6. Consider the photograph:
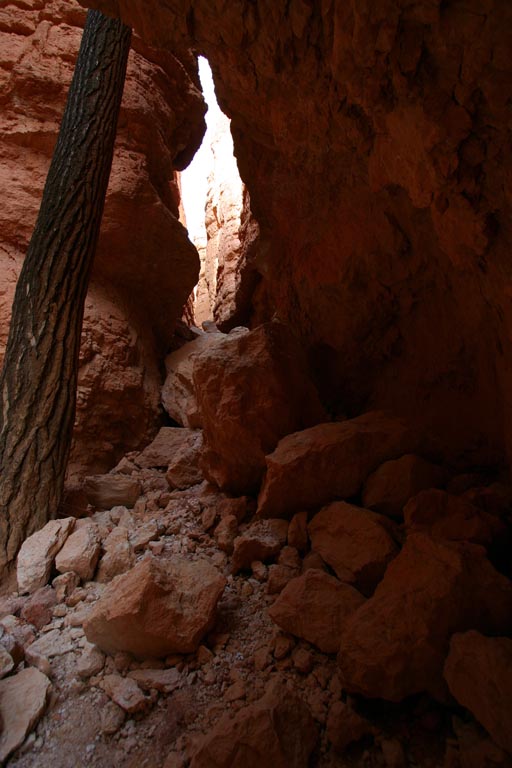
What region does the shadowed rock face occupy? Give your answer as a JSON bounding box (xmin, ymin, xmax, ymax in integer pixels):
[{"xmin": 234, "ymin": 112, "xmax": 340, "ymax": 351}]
[
  {"xmin": 0, "ymin": 0, "xmax": 206, "ymax": 478},
  {"xmin": 79, "ymin": 0, "xmax": 512, "ymax": 469}
]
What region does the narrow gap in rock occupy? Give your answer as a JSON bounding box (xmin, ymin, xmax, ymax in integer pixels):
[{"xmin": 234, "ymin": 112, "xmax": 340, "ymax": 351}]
[{"xmin": 179, "ymin": 56, "xmax": 244, "ymax": 327}]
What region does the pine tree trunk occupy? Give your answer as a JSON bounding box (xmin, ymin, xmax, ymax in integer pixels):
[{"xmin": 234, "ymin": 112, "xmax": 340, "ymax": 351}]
[{"xmin": 0, "ymin": 11, "xmax": 132, "ymax": 577}]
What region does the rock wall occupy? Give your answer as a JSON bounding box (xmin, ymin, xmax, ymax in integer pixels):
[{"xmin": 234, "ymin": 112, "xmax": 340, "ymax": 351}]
[
  {"xmin": 80, "ymin": 0, "xmax": 512, "ymax": 471},
  {"xmin": 0, "ymin": 0, "xmax": 206, "ymax": 479}
]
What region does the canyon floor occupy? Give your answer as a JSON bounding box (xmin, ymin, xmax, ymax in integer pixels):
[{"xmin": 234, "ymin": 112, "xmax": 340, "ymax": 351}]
[{"xmin": 0, "ymin": 454, "xmax": 499, "ymax": 768}]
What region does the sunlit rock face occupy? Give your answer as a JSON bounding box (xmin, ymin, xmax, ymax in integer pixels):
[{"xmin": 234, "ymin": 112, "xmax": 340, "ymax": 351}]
[
  {"xmin": 182, "ymin": 62, "xmax": 258, "ymax": 332},
  {"xmin": 0, "ymin": 0, "xmax": 206, "ymax": 478},
  {"xmin": 81, "ymin": 0, "xmax": 512, "ymax": 469},
  {"xmin": 198, "ymin": 111, "xmax": 244, "ymax": 327}
]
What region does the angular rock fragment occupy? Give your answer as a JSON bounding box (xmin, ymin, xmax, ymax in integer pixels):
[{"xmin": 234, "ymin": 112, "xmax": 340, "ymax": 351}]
[
  {"xmin": 268, "ymin": 569, "xmax": 365, "ymax": 653},
  {"xmin": 362, "ymin": 454, "xmax": 448, "ymax": 519},
  {"xmin": 135, "ymin": 427, "xmax": 200, "ymax": 467},
  {"xmin": 100, "ymin": 701, "xmax": 126, "ymax": 734},
  {"xmin": 266, "ymin": 564, "xmax": 299, "ymax": 594},
  {"xmin": 25, "ymin": 628, "xmax": 74, "ymax": 660},
  {"xmin": 217, "ymin": 496, "xmax": 252, "ymax": 523},
  {"xmin": 189, "ymin": 678, "xmax": 317, "ymax": 768},
  {"xmin": 52, "ymin": 571, "xmax": 80, "ymax": 602},
  {"xmin": 101, "ymin": 674, "xmax": 149, "ymax": 714},
  {"xmin": 309, "ymin": 502, "xmax": 398, "ymax": 595},
  {"xmin": 231, "ymin": 519, "xmax": 288, "ymax": 573},
  {"xmin": 0, "ymin": 615, "xmax": 35, "ymax": 661},
  {"xmin": 258, "ymin": 411, "xmax": 412, "ymax": 519},
  {"xmin": 214, "ymin": 515, "xmax": 238, "ymax": 554},
  {"xmin": 17, "ymin": 518, "xmax": 75, "ymax": 594},
  {"xmin": 77, "ymin": 643, "xmax": 105, "ymax": 679},
  {"xmin": 55, "ymin": 522, "xmax": 101, "ymax": 581},
  {"xmin": 128, "ymin": 668, "xmax": 181, "ymax": 693},
  {"xmin": 96, "ymin": 527, "xmax": 134, "ymax": 583},
  {"xmin": 166, "ymin": 434, "xmax": 204, "ymax": 489},
  {"xmin": 338, "ymin": 534, "xmax": 512, "ymax": 701},
  {"xmin": 20, "ymin": 586, "xmax": 57, "ymax": 630},
  {"xmin": 84, "ymin": 556, "xmax": 226, "ymax": 657},
  {"xmin": 444, "ymin": 631, "xmax": 512, "ymax": 755},
  {"xmin": 0, "ymin": 667, "xmax": 51, "ymax": 762},
  {"xmin": 129, "ymin": 520, "xmax": 163, "ymax": 552},
  {"xmin": 83, "ymin": 474, "xmax": 141, "ymax": 510}
]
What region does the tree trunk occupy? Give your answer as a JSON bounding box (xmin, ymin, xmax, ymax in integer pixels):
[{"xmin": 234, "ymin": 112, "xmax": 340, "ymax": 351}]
[{"xmin": 0, "ymin": 11, "xmax": 132, "ymax": 577}]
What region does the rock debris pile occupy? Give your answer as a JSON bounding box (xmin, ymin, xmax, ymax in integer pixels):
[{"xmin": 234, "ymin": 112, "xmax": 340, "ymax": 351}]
[{"xmin": 1, "ymin": 323, "xmax": 511, "ymax": 768}]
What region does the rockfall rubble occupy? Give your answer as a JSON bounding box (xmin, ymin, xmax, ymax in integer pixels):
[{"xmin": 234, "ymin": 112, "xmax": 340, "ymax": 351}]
[
  {"xmin": 1, "ymin": 405, "xmax": 510, "ymax": 766},
  {"xmin": 1, "ymin": 0, "xmax": 512, "ymax": 764}
]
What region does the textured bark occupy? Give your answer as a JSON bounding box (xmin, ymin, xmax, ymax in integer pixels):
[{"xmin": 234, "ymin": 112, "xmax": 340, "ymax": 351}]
[{"xmin": 0, "ymin": 11, "xmax": 131, "ymax": 576}]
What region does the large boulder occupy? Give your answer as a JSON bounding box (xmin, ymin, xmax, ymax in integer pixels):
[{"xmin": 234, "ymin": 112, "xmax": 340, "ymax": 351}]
[
  {"xmin": 308, "ymin": 502, "xmax": 398, "ymax": 595},
  {"xmin": 258, "ymin": 411, "xmax": 412, "ymax": 519},
  {"xmin": 268, "ymin": 569, "xmax": 365, "ymax": 653},
  {"xmin": 162, "ymin": 332, "xmax": 226, "ymax": 428},
  {"xmin": 17, "ymin": 518, "xmax": 75, "ymax": 594},
  {"xmin": 338, "ymin": 533, "xmax": 512, "ymax": 702},
  {"xmin": 362, "ymin": 454, "xmax": 448, "ymax": 519},
  {"xmin": 189, "ymin": 678, "xmax": 318, "ymax": 768},
  {"xmin": 193, "ymin": 322, "xmax": 326, "ymax": 493},
  {"xmin": 444, "ymin": 631, "xmax": 512, "ymax": 756},
  {"xmin": 84, "ymin": 556, "xmax": 226, "ymax": 657}
]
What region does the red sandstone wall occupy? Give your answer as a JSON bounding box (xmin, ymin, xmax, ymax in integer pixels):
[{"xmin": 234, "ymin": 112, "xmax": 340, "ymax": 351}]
[
  {"xmin": 80, "ymin": 0, "xmax": 512, "ymax": 470},
  {"xmin": 0, "ymin": 0, "xmax": 206, "ymax": 479}
]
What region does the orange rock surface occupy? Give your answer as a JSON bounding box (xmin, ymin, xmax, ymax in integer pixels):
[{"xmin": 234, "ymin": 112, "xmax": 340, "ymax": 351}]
[
  {"xmin": 79, "ymin": 0, "xmax": 512, "ymax": 471},
  {"xmin": 0, "ymin": 0, "xmax": 205, "ymax": 479}
]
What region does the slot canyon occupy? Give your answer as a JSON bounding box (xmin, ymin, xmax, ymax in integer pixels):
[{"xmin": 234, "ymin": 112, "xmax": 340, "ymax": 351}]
[{"xmin": 0, "ymin": 0, "xmax": 511, "ymax": 766}]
